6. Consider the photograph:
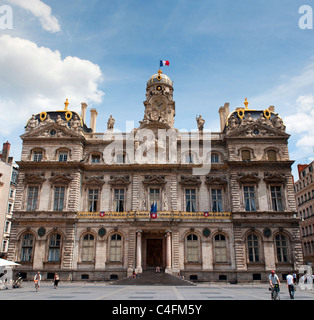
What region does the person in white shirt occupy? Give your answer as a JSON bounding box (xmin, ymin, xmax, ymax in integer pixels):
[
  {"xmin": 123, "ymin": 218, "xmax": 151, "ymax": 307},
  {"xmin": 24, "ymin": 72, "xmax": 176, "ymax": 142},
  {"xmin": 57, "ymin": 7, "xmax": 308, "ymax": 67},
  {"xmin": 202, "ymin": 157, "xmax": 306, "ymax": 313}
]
[
  {"xmin": 286, "ymin": 272, "xmax": 295, "ymax": 299},
  {"xmin": 269, "ymin": 270, "xmax": 281, "ymax": 299}
]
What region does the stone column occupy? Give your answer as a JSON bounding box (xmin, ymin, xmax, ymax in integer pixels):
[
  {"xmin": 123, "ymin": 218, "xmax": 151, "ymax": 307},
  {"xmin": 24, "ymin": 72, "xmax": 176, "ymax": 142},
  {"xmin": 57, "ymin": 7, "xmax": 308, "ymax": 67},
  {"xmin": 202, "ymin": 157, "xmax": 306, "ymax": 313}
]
[
  {"xmin": 136, "ymin": 230, "xmax": 143, "ymax": 273},
  {"xmin": 165, "ymin": 230, "xmax": 172, "ymax": 274}
]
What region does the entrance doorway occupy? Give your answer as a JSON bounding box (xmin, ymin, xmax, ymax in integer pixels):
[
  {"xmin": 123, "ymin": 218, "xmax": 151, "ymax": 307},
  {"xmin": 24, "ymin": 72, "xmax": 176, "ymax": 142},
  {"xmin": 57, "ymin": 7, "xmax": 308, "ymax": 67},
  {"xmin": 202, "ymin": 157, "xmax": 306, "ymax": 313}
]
[{"xmin": 146, "ymin": 239, "xmax": 163, "ymax": 269}]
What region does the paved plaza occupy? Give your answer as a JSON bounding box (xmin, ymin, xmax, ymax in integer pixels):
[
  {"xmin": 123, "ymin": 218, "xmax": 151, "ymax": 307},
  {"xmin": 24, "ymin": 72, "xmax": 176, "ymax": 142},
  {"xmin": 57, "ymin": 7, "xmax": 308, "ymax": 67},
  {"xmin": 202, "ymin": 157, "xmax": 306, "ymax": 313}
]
[{"xmin": 0, "ymin": 281, "xmax": 313, "ymax": 300}]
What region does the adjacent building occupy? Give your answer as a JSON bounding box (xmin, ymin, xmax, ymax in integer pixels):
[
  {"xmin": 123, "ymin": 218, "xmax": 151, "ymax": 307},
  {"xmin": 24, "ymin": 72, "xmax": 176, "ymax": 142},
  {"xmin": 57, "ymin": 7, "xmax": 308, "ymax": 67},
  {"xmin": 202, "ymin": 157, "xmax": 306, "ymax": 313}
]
[
  {"xmin": 7, "ymin": 70, "xmax": 303, "ymax": 282},
  {"xmin": 0, "ymin": 142, "xmax": 18, "ymax": 258},
  {"xmin": 294, "ymin": 162, "xmax": 314, "ymax": 265}
]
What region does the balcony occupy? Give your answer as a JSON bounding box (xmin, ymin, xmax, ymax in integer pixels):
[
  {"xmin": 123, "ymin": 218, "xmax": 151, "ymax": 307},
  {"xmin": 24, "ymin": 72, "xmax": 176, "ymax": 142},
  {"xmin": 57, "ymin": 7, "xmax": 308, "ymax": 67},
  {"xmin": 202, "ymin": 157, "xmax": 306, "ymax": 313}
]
[{"xmin": 77, "ymin": 211, "xmax": 232, "ymax": 221}]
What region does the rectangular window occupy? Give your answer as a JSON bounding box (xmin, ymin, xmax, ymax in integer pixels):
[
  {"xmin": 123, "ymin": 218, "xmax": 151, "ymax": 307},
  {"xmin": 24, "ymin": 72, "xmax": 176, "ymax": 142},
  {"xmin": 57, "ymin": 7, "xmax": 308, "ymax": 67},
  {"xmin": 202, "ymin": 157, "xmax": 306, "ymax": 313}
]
[
  {"xmin": 244, "ymin": 186, "xmax": 256, "ymax": 211},
  {"xmin": 114, "ymin": 189, "xmax": 125, "ymax": 212},
  {"xmin": 53, "ymin": 186, "xmax": 65, "ymax": 211},
  {"xmin": 58, "ymin": 152, "xmax": 68, "ymax": 162},
  {"xmin": 88, "ymin": 189, "xmax": 99, "ymax": 212},
  {"xmin": 33, "ymin": 151, "xmax": 42, "ymax": 162},
  {"xmin": 11, "ymin": 171, "xmax": 18, "ymax": 184},
  {"xmin": 27, "ymin": 186, "xmax": 38, "ymax": 211},
  {"xmin": 150, "ymin": 188, "xmax": 160, "ymax": 211},
  {"xmin": 271, "ymin": 186, "xmax": 283, "ymax": 212},
  {"xmin": 211, "ymin": 189, "xmax": 223, "ymax": 212},
  {"xmin": 185, "ymin": 189, "xmax": 196, "ymax": 212}
]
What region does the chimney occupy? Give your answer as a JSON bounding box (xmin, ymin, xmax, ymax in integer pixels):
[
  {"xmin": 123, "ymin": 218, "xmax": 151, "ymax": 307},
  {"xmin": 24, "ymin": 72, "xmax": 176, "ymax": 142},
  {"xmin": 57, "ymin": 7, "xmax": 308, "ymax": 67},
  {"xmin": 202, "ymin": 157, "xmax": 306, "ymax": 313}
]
[
  {"xmin": 90, "ymin": 108, "xmax": 98, "ymax": 133},
  {"xmin": 81, "ymin": 102, "xmax": 87, "ymax": 124},
  {"xmin": 218, "ymin": 102, "xmax": 230, "ymax": 132},
  {"xmin": 1, "ymin": 141, "xmax": 10, "ymax": 163}
]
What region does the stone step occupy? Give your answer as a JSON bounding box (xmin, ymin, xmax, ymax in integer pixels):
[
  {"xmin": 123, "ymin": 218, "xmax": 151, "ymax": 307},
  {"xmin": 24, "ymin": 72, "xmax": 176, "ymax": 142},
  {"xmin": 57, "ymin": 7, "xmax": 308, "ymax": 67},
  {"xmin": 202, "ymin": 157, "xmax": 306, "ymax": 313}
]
[{"xmin": 111, "ymin": 270, "xmax": 195, "ymax": 286}]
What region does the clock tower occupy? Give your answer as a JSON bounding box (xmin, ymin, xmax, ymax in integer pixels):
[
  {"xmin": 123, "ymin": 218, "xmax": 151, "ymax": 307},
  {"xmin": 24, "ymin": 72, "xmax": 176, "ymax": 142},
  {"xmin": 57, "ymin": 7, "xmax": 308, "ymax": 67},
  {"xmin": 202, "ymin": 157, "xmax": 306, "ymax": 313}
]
[{"xmin": 139, "ymin": 70, "xmax": 175, "ymax": 129}]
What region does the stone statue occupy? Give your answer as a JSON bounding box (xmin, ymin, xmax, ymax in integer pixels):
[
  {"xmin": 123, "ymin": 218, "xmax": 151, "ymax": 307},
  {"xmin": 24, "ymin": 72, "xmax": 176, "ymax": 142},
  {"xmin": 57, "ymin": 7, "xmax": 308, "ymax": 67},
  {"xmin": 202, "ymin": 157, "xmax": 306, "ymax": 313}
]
[
  {"xmin": 229, "ymin": 114, "xmax": 239, "ymax": 128},
  {"xmin": 196, "ymin": 115, "xmax": 205, "ymax": 131},
  {"xmin": 107, "ymin": 115, "xmax": 115, "ymax": 130},
  {"xmin": 242, "ymin": 113, "xmax": 254, "ymax": 125},
  {"xmin": 45, "ymin": 114, "xmax": 54, "ymax": 123},
  {"xmin": 272, "ymin": 114, "xmax": 285, "ymax": 131},
  {"xmin": 56, "ymin": 115, "xmax": 67, "ymax": 126},
  {"xmin": 70, "ymin": 115, "xmax": 81, "ymax": 132},
  {"xmin": 26, "ymin": 114, "xmax": 38, "ymax": 130}
]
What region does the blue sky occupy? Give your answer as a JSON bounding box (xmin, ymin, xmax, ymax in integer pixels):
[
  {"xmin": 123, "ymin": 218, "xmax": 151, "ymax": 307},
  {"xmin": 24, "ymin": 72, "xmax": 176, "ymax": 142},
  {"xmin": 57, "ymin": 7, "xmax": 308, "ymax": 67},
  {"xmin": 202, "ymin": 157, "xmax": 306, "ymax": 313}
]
[{"xmin": 1, "ymin": 0, "xmax": 314, "ymax": 178}]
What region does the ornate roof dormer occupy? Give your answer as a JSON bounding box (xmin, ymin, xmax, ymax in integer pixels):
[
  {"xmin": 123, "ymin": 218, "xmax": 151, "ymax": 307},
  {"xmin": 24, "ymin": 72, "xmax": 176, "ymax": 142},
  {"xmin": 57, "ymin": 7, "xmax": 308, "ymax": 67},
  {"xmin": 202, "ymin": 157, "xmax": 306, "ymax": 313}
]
[{"xmin": 24, "ymin": 99, "xmax": 92, "ymax": 135}]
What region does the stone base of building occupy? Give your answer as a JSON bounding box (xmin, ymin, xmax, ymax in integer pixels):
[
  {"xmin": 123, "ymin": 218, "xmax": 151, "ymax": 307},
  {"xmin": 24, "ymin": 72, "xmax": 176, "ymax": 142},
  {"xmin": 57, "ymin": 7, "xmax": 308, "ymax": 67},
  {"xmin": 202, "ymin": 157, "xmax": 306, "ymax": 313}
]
[{"xmin": 15, "ymin": 268, "xmax": 296, "ymax": 284}]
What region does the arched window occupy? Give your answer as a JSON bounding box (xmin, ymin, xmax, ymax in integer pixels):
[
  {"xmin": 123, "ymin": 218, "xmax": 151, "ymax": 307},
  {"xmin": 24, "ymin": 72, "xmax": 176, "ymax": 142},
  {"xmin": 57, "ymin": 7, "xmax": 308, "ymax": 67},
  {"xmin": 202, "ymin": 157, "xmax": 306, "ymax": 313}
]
[
  {"xmin": 21, "ymin": 233, "xmax": 34, "ymax": 262},
  {"xmin": 81, "ymin": 234, "xmax": 95, "ymax": 262},
  {"xmin": 247, "ymin": 234, "xmax": 260, "ymax": 262},
  {"xmin": 186, "ymin": 234, "xmax": 199, "ymax": 262},
  {"xmin": 48, "ymin": 233, "xmax": 61, "ymax": 262},
  {"xmin": 241, "ymin": 150, "xmax": 251, "ymax": 161},
  {"xmin": 211, "ymin": 153, "xmax": 220, "ymax": 163},
  {"xmin": 275, "ymin": 234, "xmax": 288, "ymax": 262},
  {"xmin": 267, "ymin": 150, "xmax": 277, "ymax": 161},
  {"xmin": 110, "ymin": 233, "xmax": 122, "ymax": 262},
  {"xmin": 214, "ymin": 234, "xmax": 227, "ymax": 263}
]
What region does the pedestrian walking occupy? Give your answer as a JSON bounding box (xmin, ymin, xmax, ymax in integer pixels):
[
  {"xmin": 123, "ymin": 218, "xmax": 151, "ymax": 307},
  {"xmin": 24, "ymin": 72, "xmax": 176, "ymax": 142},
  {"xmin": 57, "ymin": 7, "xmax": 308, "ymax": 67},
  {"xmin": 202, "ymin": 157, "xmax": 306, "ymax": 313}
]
[
  {"xmin": 53, "ymin": 273, "xmax": 60, "ymax": 289},
  {"xmin": 286, "ymin": 272, "xmax": 295, "ymax": 299}
]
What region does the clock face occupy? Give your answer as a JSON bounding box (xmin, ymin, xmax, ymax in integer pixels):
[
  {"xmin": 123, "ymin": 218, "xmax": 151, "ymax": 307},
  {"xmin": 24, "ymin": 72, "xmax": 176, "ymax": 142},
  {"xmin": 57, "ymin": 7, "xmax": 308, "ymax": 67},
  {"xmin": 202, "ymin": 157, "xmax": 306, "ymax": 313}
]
[
  {"xmin": 154, "ymin": 99, "xmax": 164, "ymax": 108},
  {"xmin": 156, "ymin": 85, "xmax": 162, "ymax": 91}
]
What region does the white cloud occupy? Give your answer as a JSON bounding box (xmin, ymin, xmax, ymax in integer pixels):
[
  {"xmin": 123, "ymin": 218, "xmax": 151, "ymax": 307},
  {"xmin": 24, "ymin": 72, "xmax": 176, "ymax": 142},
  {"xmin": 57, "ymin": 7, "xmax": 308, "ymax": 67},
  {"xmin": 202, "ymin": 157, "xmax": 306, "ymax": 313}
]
[
  {"xmin": 0, "ymin": 35, "xmax": 104, "ymax": 135},
  {"xmin": 284, "ymin": 95, "xmax": 314, "ymax": 155},
  {"xmin": 7, "ymin": 0, "xmax": 61, "ymax": 33},
  {"xmin": 249, "ymin": 62, "xmax": 314, "ymax": 164}
]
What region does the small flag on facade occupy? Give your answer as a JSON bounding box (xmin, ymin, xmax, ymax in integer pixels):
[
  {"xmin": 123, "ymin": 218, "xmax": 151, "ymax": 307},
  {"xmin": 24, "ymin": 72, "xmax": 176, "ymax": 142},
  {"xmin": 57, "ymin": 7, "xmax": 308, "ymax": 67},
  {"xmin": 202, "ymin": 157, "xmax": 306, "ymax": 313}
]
[
  {"xmin": 204, "ymin": 212, "xmax": 209, "ymax": 217},
  {"xmin": 150, "ymin": 203, "xmax": 157, "ymax": 219},
  {"xmin": 100, "ymin": 211, "xmax": 105, "ymax": 217},
  {"xmin": 160, "ymin": 60, "xmax": 170, "ymax": 67}
]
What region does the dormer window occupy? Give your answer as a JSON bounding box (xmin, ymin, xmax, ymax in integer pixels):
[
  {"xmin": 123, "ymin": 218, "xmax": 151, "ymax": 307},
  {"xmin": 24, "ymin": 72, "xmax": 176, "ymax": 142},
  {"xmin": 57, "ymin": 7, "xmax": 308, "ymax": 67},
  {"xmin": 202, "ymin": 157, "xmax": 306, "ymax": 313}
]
[
  {"xmin": 33, "ymin": 151, "xmax": 42, "ymax": 162},
  {"xmin": 211, "ymin": 153, "xmax": 219, "ymax": 163},
  {"xmin": 241, "ymin": 150, "xmax": 251, "ymax": 161},
  {"xmin": 185, "ymin": 153, "xmax": 193, "ymax": 163},
  {"xmin": 267, "ymin": 150, "xmax": 277, "ymax": 161},
  {"xmin": 116, "ymin": 154, "xmax": 125, "ymax": 164},
  {"xmin": 58, "ymin": 151, "xmax": 68, "ymax": 162},
  {"xmin": 91, "ymin": 154, "xmax": 101, "ymax": 163},
  {"xmin": 56, "ymin": 148, "xmax": 71, "ymax": 162}
]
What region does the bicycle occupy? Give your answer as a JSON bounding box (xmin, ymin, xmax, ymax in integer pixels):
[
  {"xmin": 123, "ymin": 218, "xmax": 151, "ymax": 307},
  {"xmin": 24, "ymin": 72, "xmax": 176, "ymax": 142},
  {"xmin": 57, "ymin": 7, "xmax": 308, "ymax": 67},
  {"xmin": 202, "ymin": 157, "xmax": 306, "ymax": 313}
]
[{"xmin": 271, "ymin": 283, "xmax": 280, "ymax": 300}]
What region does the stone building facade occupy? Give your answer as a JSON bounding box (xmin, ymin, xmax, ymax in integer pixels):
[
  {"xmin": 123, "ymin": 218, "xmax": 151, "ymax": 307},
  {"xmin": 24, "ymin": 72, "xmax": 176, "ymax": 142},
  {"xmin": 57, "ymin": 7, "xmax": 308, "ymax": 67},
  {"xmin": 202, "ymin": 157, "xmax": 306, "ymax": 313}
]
[
  {"xmin": 0, "ymin": 142, "xmax": 18, "ymax": 258},
  {"xmin": 7, "ymin": 70, "xmax": 303, "ymax": 282},
  {"xmin": 294, "ymin": 162, "xmax": 314, "ymax": 265}
]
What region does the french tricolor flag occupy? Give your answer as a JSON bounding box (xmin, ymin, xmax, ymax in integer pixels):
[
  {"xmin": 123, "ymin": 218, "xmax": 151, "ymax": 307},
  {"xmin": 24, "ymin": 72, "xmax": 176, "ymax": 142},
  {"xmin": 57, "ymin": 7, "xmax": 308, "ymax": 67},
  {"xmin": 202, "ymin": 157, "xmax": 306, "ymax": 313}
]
[{"xmin": 160, "ymin": 60, "xmax": 170, "ymax": 67}]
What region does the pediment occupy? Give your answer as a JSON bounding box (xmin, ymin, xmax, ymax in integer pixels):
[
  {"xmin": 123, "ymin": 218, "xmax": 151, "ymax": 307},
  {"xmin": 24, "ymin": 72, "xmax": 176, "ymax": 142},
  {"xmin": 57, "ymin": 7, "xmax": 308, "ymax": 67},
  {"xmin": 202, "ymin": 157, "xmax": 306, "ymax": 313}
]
[
  {"xmin": 205, "ymin": 175, "xmax": 227, "ymax": 186},
  {"xmin": 24, "ymin": 173, "xmax": 46, "ymax": 184},
  {"xmin": 226, "ymin": 122, "xmax": 289, "ymax": 138},
  {"xmin": 237, "ymin": 172, "xmax": 260, "ymax": 184},
  {"xmin": 83, "ymin": 175, "xmax": 105, "ymax": 186},
  {"xmin": 143, "ymin": 175, "xmax": 166, "ymax": 185},
  {"xmin": 21, "ymin": 122, "xmax": 83, "ymax": 139},
  {"xmin": 263, "ymin": 172, "xmax": 286, "ymax": 184},
  {"xmin": 49, "ymin": 173, "xmax": 73, "ymax": 185},
  {"xmin": 108, "ymin": 175, "xmax": 130, "ymax": 186},
  {"xmin": 180, "ymin": 175, "xmax": 201, "ymax": 186}
]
